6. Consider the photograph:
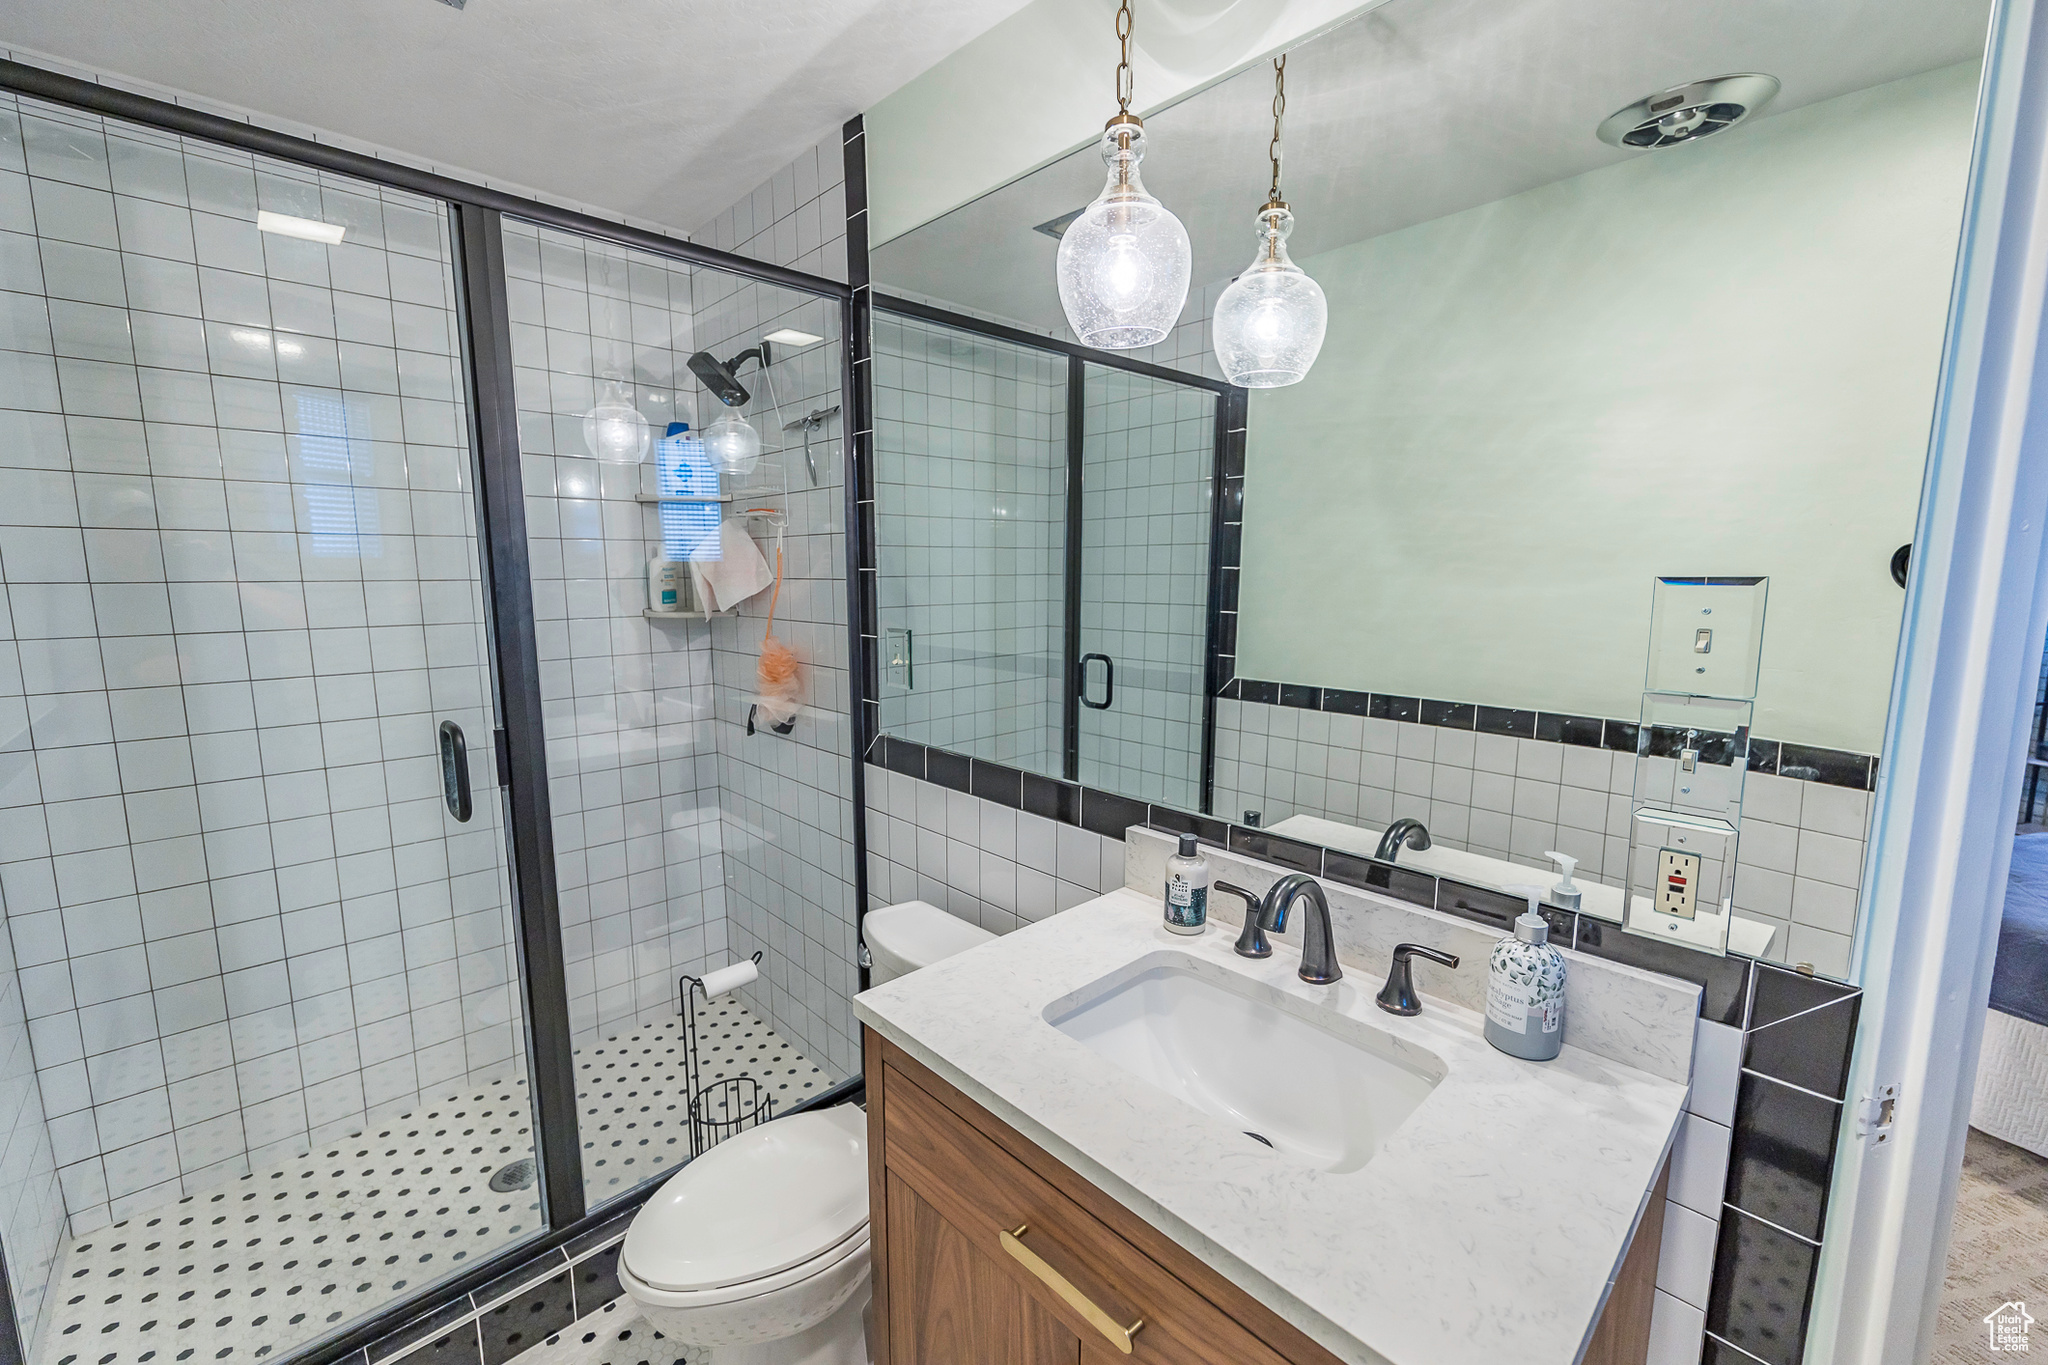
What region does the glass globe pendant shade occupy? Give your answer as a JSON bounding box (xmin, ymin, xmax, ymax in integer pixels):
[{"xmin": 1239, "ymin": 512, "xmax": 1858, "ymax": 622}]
[
  {"xmin": 582, "ymin": 376, "xmax": 652, "ymax": 463},
  {"xmin": 1213, "ymin": 203, "xmax": 1327, "ymax": 388},
  {"xmin": 703, "ymin": 410, "xmax": 762, "ymax": 477},
  {"xmin": 1056, "ymin": 120, "xmax": 1191, "ymax": 350}
]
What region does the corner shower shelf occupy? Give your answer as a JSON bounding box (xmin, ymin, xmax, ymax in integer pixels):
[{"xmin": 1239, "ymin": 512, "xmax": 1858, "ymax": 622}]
[
  {"xmin": 636, "ymin": 493, "xmax": 730, "ymax": 504},
  {"xmin": 644, "ymin": 608, "xmax": 731, "ymax": 622}
]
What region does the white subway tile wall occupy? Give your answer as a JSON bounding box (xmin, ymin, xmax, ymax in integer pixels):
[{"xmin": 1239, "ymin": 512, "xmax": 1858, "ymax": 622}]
[
  {"xmin": 873, "ymin": 313, "xmax": 1066, "ymax": 774},
  {"xmin": 1213, "ymin": 698, "xmax": 1868, "ymax": 976},
  {"xmin": 1648, "ymin": 1018, "xmax": 1743, "ymax": 1365},
  {"xmin": 503, "ymin": 219, "xmax": 725, "ymax": 1044},
  {"xmin": 0, "ymin": 885, "xmax": 63, "ymax": 1350},
  {"xmin": 694, "ymin": 136, "xmax": 861, "ymax": 1081},
  {"xmin": 695, "ymin": 134, "xmax": 848, "ymax": 287},
  {"xmin": 0, "ymin": 97, "xmax": 526, "ymax": 1238},
  {"xmin": 1076, "ymin": 369, "xmax": 1212, "ymax": 809},
  {"xmin": 861, "ymin": 765, "xmax": 1122, "ymax": 934}
]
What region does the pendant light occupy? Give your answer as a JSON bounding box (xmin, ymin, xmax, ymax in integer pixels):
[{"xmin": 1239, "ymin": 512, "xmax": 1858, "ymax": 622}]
[
  {"xmin": 1213, "ymin": 56, "xmax": 1327, "ymax": 388},
  {"xmin": 1055, "ymin": 0, "xmax": 1190, "ymax": 350},
  {"xmin": 703, "ymin": 409, "xmax": 762, "ymax": 476},
  {"xmin": 583, "ymin": 373, "xmax": 652, "ymax": 463},
  {"xmin": 582, "ymin": 247, "xmax": 652, "ymax": 462}
]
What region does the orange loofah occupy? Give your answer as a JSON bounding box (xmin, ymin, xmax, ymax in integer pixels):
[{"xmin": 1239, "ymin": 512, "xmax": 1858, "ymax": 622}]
[{"xmin": 755, "ymin": 540, "xmax": 804, "ymax": 728}]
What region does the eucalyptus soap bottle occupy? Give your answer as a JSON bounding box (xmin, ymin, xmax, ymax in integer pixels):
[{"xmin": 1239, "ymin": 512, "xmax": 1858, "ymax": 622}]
[
  {"xmin": 1163, "ymin": 834, "xmax": 1210, "ymax": 935},
  {"xmin": 1485, "ymin": 886, "xmax": 1567, "ymax": 1061}
]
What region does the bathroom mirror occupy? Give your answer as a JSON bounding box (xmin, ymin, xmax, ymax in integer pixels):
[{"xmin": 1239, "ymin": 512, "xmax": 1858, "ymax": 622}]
[{"xmin": 864, "ymin": 0, "xmax": 1990, "ymax": 975}]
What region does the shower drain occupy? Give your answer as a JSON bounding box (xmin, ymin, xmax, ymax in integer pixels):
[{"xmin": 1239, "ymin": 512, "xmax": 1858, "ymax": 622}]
[{"xmin": 489, "ymin": 1157, "xmax": 538, "ymax": 1192}]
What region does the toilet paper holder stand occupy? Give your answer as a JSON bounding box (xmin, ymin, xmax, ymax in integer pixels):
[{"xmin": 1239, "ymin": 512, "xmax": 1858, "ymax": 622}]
[{"xmin": 678, "ymin": 951, "xmax": 773, "ymax": 1157}]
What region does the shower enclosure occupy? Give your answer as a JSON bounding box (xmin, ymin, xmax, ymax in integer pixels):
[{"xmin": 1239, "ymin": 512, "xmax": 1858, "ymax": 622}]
[
  {"xmin": 872, "ymin": 300, "xmax": 1225, "ymax": 814},
  {"xmin": 0, "ymin": 74, "xmax": 857, "ymax": 1365}
]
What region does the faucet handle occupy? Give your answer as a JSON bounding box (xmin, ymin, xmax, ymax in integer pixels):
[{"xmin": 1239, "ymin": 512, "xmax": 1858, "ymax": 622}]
[
  {"xmin": 1216, "ymin": 882, "xmax": 1270, "ymax": 958},
  {"xmin": 1375, "ymin": 942, "xmax": 1461, "ymax": 1016}
]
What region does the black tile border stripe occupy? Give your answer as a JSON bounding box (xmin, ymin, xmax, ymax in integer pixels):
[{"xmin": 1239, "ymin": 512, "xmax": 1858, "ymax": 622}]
[
  {"xmin": 860, "ymin": 735, "xmax": 1861, "ymax": 1000},
  {"xmin": 1217, "ymin": 679, "xmax": 1879, "ymax": 792},
  {"xmin": 368, "ymin": 1226, "xmax": 624, "ymax": 1365}
]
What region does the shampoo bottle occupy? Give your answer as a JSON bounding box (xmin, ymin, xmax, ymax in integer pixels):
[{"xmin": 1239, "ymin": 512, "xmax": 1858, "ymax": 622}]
[
  {"xmin": 1485, "ymin": 884, "xmax": 1567, "ymax": 1061},
  {"xmin": 648, "ymin": 555, "xmax": 681, "ymax": 613},
  {"xmin": 1163, "ymin": 834, "xmax": 1210, "ymax": 935}
]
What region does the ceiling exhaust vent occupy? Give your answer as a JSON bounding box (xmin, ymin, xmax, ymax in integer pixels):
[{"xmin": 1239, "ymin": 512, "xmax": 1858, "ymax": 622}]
[
  {"xmin": 1597, "ymin": 74, "xmax": 1780, "ymax": 150},
  {"xmin": 1033, "ymin": 208, "xmax": 1086, "ymax": 241}
]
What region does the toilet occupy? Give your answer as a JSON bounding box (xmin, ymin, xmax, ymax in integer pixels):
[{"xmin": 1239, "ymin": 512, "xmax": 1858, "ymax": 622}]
[
  {"xmin": 617, "ymin": 903, "xmax": 994, "ymax": 1364},
  {"xmin": 862, "ymin": 899, "xmax": 996, "ymax": 986}
]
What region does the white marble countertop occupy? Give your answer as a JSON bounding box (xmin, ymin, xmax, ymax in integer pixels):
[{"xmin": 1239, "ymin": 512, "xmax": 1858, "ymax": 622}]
[{"xmin": 854, "ymin": 887, "xmax": 1692, "ymax": 1365}]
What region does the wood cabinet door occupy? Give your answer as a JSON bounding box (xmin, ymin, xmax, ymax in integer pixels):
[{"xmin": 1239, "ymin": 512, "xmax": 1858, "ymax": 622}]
[{"xmin": 887, "ymin": 1170, "xmax": 1082, "ymax": 1365}]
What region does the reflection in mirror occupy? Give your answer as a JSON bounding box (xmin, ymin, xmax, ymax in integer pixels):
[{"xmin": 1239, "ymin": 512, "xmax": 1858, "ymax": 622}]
[{"xmin": 868, "ymin": 0, "xmax": 1989, "ymax": 975}]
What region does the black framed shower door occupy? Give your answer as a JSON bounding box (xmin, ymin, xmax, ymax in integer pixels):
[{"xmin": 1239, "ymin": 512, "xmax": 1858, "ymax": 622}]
[
  {"xmin": 0, "ymin": 55, "xmax": 866, "ymax": 1365},
  {"xmin": 865, "ymin": 293, "xmax": 1235, "ymax": 815}
]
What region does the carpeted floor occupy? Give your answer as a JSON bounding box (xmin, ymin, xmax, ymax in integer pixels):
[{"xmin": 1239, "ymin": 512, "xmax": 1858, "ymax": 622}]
[{"xmin": 1936, "ymin": 1127, "xmax": 2048, "ymax": 1360}]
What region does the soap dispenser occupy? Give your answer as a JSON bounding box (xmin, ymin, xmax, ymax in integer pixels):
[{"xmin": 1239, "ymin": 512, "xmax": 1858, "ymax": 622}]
[
  {"xmin": 1544, "ymin": 851, "xmax": 1582, "ymax": 912},
  {"xmin": 1485, "ymin": 885, "xmax": 1567, "ymax": 1061}
]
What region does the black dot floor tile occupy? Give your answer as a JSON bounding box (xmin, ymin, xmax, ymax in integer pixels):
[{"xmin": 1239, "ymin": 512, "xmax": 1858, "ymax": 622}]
[
  {"xmin": 524, "ymin": 1300, "xmax": 684, "ymax": 1365},
  {"xmin": 37, "ymin": 1004, "xmax": 830, "ymax": 1365}
]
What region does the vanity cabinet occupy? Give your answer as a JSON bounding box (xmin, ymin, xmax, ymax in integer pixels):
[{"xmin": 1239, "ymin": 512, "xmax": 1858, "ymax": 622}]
[{"xmin": 864, "ymin": 1030, "xmax": 1664, "ymax": 1365}]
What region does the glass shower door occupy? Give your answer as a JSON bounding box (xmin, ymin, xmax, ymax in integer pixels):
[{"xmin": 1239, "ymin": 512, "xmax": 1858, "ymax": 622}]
[
  {"xmin": 1075, "ymin": 363, "xmax": 1215, "ymax": 810},
  {"xmin": 0, "ymin": 94, "xmax": 539, "ymax": 1364},
  {"xmin": 501, "ymin": 216, "xmax": 847, "ymax": 1210}
]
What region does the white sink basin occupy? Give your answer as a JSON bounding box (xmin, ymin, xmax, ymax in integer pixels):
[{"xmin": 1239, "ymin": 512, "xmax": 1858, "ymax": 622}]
[{"xmin": 1043, "ymin": 953, "xmax": 1445, "ymax": 1173}]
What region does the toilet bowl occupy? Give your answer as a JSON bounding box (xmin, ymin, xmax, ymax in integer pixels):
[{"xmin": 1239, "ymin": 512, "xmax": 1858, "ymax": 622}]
[
  {"xmin": 619, "ymin": 902, "xmax": 993, "ymax": 1364},
  {"xmin": 620, "ymin": 1104, "xmax": 871, "ymax": 1365}
]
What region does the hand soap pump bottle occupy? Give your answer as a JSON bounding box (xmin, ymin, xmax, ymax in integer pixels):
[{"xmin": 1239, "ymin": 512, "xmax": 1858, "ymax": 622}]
[
  {"xmin": 1163, "ymin": 834, "xmax": 1210, "ymax": 935},
  {"xmin": 1544, "ymin": 851, "xmax": 1583, "ymax": 912},
  {"xmin": 1485, "ymin": 885, "xmax": 1567, "ymax": 1061}
]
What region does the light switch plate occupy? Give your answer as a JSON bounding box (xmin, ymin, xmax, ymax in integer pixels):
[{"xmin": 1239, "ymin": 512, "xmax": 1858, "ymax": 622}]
[
  {"xmin": 1657, "ymin": 847, "xmax": 1701, "ymax": 920},
  {"xmin": 884, "ymin": 627, "xmax": 913, "ymax": 693}
]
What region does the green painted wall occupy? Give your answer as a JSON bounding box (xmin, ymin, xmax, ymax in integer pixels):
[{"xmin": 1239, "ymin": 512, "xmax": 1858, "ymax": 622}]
[{"xmin": 1235, "ymin": 62, "xmax": 1979, "ymax": 754}]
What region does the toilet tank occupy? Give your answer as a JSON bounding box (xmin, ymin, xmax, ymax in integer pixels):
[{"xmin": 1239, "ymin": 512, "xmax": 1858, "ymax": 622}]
[{"xmin": 863, "ymin": 901, "xmax": 995, "ymax": 986}]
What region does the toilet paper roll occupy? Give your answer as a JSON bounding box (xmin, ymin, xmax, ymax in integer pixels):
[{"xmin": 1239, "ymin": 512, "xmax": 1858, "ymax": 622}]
[{"xmin": 698, "ymin": 959, "xmax": 759, "ymax": 999}]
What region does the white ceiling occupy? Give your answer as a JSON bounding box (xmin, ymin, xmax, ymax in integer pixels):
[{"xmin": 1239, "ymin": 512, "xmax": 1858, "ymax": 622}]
[
  {"xmin": 874, "ymin": 0, "xmax": 1992, "ymax": 332},
  {"xmin": 0, "ymin": 0, "xmax": 1036, "ymax": 231}
]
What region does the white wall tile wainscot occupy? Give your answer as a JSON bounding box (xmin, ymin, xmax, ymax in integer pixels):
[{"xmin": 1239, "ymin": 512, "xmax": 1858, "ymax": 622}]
[{"xmin": 1213, "ymin": 699, "xmax": 1872, "ymax": 977}]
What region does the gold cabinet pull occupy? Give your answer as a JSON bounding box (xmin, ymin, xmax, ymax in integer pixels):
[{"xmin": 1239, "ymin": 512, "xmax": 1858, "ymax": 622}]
[{"xmin": 1000, "ymin": 1223, "xmax": 1145, "ymax": 1354}]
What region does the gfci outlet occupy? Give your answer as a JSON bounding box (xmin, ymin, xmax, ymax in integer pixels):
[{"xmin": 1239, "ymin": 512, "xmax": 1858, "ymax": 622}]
[{"xmin": 1657, "ymin": 848, "xmax": 1701, "ymax": 920}]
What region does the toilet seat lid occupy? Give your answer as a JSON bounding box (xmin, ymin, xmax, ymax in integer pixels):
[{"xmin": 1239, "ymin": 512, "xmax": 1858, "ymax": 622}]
[{"xmin": 623, "ymin": 1106, "xmax": 868, "ymax": 1293}]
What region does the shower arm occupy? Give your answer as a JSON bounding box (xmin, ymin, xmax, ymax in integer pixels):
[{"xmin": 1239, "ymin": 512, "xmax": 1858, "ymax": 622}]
[{"xmin": 720, "ymin": 342, "xmax": 771, "ymax": 384}]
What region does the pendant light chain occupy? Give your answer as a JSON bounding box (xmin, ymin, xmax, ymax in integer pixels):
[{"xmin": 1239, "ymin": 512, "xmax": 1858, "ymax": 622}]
[
  {"xmin": 1213, "ymin": 46, "xmax": 1326, "ymax": 387},
  {"xmin": 1269, "ymin": 55, "xmax": 1287, "ymax": 203},
  {"xmin": 1056, "ymin": 0, "xmax": 1190, "ymax": 352},
  {"xmin": 1115, "ymin": 0, "xmax": 1135, "ymax": 115}
]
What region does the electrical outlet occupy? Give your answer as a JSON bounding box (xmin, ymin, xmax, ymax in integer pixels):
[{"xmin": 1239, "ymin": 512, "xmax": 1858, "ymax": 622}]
[{"xmin": 1657, "ymin": 847, "xmax": 1701, "ymax": 920}]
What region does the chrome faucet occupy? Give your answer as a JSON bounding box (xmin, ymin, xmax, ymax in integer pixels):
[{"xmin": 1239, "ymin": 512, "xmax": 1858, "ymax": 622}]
[
  {"xmin": 1235, "ymin": 873, "xmax": 1342, "ymax": 984},
  {"xmin": 1375, "ymin": 817, "xmax": 1432, "ymax": 862}
]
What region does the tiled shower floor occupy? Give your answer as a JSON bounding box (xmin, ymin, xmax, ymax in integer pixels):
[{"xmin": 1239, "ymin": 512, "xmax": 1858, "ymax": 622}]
[{"xmin": 36, "ymin": 1002, "xmax": 831, "ymax": 1365}]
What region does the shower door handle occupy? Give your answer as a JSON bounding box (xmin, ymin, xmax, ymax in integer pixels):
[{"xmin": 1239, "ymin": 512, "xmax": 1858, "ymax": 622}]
[
  {"xmin": 1079, "ymin": 653, "xmax": 1115, "ymax": 710},
  {"xmin": 439, "ymin": 720, "xmax": 473, "ymax": 823}
]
